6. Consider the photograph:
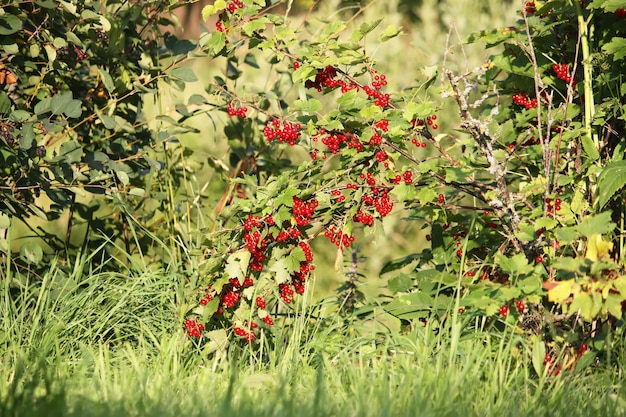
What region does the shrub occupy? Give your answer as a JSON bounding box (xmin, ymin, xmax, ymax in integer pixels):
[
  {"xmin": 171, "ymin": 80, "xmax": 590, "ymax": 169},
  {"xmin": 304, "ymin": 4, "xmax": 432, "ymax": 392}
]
[{"xmin": 187, "ymin": 0, "xmax": 626, "ymax": 368}]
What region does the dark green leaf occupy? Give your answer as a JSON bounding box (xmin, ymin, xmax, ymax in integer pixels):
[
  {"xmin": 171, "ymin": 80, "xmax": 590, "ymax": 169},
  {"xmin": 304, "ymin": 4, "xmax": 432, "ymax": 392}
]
[
  {"xmin": 380, "ymin": 254, "xmax": 420, "ymax": 275},
  {"xmin": 0, "ymin": 92, "xmax": 11, "ymax": 114},
  {"xmin": 0, "ymin": 15, "xmax": 21, "ymax": 35}
]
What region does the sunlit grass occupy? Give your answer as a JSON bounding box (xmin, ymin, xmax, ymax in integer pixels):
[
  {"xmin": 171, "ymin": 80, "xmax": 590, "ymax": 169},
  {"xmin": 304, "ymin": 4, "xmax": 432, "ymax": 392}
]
[{"xmin": 2, "ymin": 256, "xmax": 625, "ymax": 417}]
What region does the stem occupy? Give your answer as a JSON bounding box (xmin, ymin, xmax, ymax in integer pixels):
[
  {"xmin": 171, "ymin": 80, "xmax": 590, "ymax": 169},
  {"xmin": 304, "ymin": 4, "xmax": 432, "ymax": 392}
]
[{"xmin": 572, "ymin": 1, "xmax": 597, "ymax": 149}]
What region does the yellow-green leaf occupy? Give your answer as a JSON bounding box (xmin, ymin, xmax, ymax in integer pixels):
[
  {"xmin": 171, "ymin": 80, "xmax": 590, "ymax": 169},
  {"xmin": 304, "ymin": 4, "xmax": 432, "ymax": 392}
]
[{"xmin": 545, "ymin": 280, "xmax": 574, "ymax": 303}]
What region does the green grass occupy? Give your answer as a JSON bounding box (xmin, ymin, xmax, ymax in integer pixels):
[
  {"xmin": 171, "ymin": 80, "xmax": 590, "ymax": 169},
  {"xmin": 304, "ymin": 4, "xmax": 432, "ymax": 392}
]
[{"xmin": 2, "ymin": 257, "xmax": 625, "ymax": 417}]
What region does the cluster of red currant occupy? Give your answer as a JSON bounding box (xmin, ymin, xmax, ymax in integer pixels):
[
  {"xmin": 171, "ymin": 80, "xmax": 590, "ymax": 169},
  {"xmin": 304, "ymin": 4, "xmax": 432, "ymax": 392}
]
[
  {"xmin": 292, "ymin": 196, "xmax": 318, "ymax": 227},
  {"xmin": 552, "ymin": 63, "xmax": 574, "ymax": 85},
  {"xmin": 391, "ymin": 170, "xmax": 413, "ymax": 185},
  {"xmin": 324, "ymin": 225, "xmax": 355, "ymax": 250},
  {"xmin": 545, "ymin": 197, "xmax": 562, "ymax": 217},
  {"xmin": 184, "ymin": 319, "xmax": 205, "ymax": 338},
  {"xmin": 227, "ymin": 101, "xmax": 248, "ymax": 118},
  {"xmin": 543, "ymin": 343, "xmax": 588, "ymax": 376},
  {"xmin": 234, "ymin": 322, "xmax": 256, "ymax": 342},
  {"xmin": 512, "ymin": 93, "xmax": 538, "ymax": 109},
  {"xmin": 263, "ymin": 119, "xmax": 302, "ymax": 145}
]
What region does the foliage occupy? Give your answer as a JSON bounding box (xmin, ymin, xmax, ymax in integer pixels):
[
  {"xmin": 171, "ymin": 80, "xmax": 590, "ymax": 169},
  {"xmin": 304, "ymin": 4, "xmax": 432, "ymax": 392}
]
[
  {"xmin": 179, "ymin": 0, "xmax": 626, "ymax": 369},
  {"xmin": 0, "ymin": 0, "xmax": 203, "ymax": 270}
]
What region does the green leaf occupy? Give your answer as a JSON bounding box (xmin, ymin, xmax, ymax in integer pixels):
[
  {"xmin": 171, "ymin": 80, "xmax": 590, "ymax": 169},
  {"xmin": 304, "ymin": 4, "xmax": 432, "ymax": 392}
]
[
  {"xmin": 20, "ymin": 242, "xmax": 43, "ymax": 265},
  {"xmin": 97, "ymin": 68, "xmax": 115, "ymax": 92},
  {"xmin": 602, "ymin": 37, "xmax": 626, "ymax": 60},
  {"xmin": 242, "ymin": 17, "xmax": 271, "ymax": 36},
  {"xmin": 597, "ymin": 160, "xmax": 626, "ymax": 207},
  {"xmin": 387, "ymin": 273, "xmax": 414, "ymax": 293},
  {"xmin": 581, "ymin": 134, "xmax": 599, "ymax": 161},
  {"xmin": 269, "ymin": 257, "xmax": 290, "ymax": 284},
  {"xmin": 569, "ymin": 292, "xmax": 594, "ymax": 321},
  {"xmin": 286, "ymin": 246, "xmax": 307, "ymax": 272},
  {"xmin": 494, "ymin": 253, "xmax": 533, "ymax": 276},
  {"xmin": 19, "ymin": 123, "xmax": 34, "ymax": 149},
  {"xmin": 0, "ymin": 213, "xmax": 10, "ymax": 229},
  {"xmin": 204, "ymin": 31, "xmax": 226, "ymax": 55},
  {"xmin": 554, "ymin": 226, "xmax": 578, "ymax": 244},
  {"xmin": 225, "ymin": 250, "xmax": 251, "ymax": 285},
  {"xmin": 201, "ymin": 0, "xmax": 227, "ymax": 21},
  {"xmin": 170, "ymin": 67, "xmax": 198, "ymax": 82},
  {"xmin": 380, "ymin": 254, "xmax": 420, "ymax": 275},
  {"xmin": 0, "ymin": 15, "xmax": 21, "ymax": 35},
  {"xmin": 34, "ymin": 98, "xmax": 52, "ymax": 115},
  {"xmin": 293, "ymin": 99, "xmax": 322, "ymax": 114},
  {"xmin": 383, "ymin": 291, "xmax": 433, "ymax": 319},
  {"xmin": 274, "ymin": 187, "xmax": 299, "ymax": 207},
  {"xmin": 55, "ymin": 140, "xmax": 83, "ymax": 163},
  {"xmin": 404, "ymin": 101, "xmax": 434, "ymax": 121},
  {"xmin": 532, "ymin": 339, "xmax": 546, "ymax": 376},
  {"xmin": 378, "ymin": 24, "xmax": 403, "ymax": 42},
  {"xmin": 390, "ymin": 182, "xmax": 416, "ymax": 203},
  {"xmin": 577, "ymin": 211, "xmax": 615, "ymax": 237}
]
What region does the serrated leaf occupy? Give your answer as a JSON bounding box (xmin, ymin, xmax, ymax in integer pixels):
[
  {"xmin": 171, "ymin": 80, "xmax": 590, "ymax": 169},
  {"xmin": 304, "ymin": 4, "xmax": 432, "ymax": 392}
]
[
  {"xmin": 569, "ymin": 292, "xmax": 594, "ymax": 320},
  {"xmin": 274, "ymin": 187, "xmax": 298, "ymax": 207},
  {"xmin": 293, "ymin": 99, "xmax": 322, "ymax": 114},
  {"xmin": 606, "ymin": 294, "xmax": 623, "ymax": 319},
  {"xmin": 269, "ymin": 257, "xmax": 290, "ymax": 284},
  {"xmin": 225, "ymin": 250, "xmax": 251, "ymax": 284},
  {"xmin": 201, "ymin": 0, "xmax": 227, "ymax": 21},
  {"xmin": 577, "ymin": 211, "xmax": 615, "ymax": 237},
  {"xmin": 602, "ymin": 37, "xmax": 626, "ymax": 60},
  {"xmin": 495, "ymin": 253, "xmax": 533, "ymax": 276},
  {"xmin": 390, "ymin": 182, "xmax": 416, "ymax": 202},
  {"xmin": 535, "ymin": 217, "xmax": 558, "ymax": 231},
  {"xmin": 387, "ymin": 274, "xmax": 414, "ymax": 293},
  {"xmin": 286, "ymin": 246, "xmax": 306, "ymax": 272},
  {"xmin": 383, "ymin": 291, "xmax": 433, "ymax": 319},
  {"xmin": 242, "ymin": 17, "xmax": 270, "ymax": 36},
  {"xmin": 202, "ymin": 328, "xmax": 229, "ymax": 354},
  {"xmin": 597, "ymin": 160, "xmax": 626, "ymax": 208},
  {"xmin": 378, "ymin": 24, "xmax": 402, "ymax": 42},
  {"xmin": 554, "ymin": 226, "xmax": 578, "ymax": 244}
]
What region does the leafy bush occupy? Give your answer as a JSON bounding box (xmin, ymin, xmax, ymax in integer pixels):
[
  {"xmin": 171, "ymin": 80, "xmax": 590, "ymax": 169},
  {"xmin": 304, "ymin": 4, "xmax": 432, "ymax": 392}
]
[
  {"xmin": 0, "ymin": 0, "xmax": 201, "ymax": 268},
  {"xmin": 184, "ymin": 0, "xmax": 626, "ymax": 370}
]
